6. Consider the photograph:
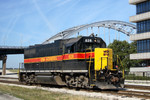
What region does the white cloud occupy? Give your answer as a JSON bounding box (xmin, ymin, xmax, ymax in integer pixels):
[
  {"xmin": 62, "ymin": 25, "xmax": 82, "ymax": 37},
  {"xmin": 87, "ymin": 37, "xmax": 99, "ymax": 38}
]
[
  {"xmin": 32, "ymin": 0, "xmax": 56, "ymax": 34},
  {"xmin": 3, "ymin": 15, "xmax": 20, "ymax": 45},
  {"xmin": 56, "ymin": 0, "xmax": 71, "ymax": 7}
]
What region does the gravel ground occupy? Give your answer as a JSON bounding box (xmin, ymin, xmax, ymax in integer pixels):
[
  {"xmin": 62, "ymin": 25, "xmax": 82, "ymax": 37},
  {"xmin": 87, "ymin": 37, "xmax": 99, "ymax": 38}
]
[{"xmin": 0, "ymin": 82, "xmax": 142, "ymax": 100}]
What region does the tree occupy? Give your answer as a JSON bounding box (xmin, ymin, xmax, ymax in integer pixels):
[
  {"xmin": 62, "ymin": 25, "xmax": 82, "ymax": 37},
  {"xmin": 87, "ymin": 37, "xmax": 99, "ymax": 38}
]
[{"xmin": 108, "ymin": 40, "xmax": 141, "ymax": 70}]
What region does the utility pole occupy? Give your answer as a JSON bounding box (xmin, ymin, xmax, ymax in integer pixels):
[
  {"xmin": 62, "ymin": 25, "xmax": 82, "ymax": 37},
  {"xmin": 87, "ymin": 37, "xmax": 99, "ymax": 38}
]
[
  {"xmin": 104, "ymin": 27, "xmax": 105, "ymax": 42},
  {"xmin": 109, "ymin": 28, "xmax": 110, "ymax": 44},
  {"xmin": 118, "ymin": 31, "xmax": 120, "ymax": 41},
  {"xmin": 98, "ymin": 27, "xmax": 100, "ymax": 37},
  {"xmin": 91, "ymin": 27, "xmax": 93, "ymax": 34}
]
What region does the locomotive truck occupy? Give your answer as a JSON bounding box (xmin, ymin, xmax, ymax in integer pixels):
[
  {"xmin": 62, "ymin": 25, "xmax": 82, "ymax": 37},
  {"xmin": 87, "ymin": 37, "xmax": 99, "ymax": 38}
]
[{"xmin": 19, "ymin": 35, "xmax": 124, "ymax": 89}]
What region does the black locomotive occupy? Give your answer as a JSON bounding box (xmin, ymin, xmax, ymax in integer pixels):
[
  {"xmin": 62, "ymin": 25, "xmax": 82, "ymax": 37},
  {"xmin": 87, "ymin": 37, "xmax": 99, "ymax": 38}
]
[{"xmin": 19, "ymin": 35, "xmax": 124, "ymax": 89}]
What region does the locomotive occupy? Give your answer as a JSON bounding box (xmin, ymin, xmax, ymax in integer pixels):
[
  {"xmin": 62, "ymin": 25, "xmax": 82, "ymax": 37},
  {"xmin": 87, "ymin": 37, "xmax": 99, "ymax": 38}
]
[{"xmin": 19, "ymin": 35, "xmax": 124, "ymax": 89}]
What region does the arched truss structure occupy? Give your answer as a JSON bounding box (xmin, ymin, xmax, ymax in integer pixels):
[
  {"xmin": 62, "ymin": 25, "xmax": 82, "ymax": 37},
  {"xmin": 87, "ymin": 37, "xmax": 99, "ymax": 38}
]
[{"xmin": 42, "ymin": 20, "xmax": 136, "ymax": 44}]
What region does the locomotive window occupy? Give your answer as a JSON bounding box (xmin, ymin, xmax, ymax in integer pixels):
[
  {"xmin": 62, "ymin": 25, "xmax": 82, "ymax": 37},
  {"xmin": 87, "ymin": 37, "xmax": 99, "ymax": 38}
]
[
  {"xmin": 84, "ymin": 43, "xmax": 101, "ymax": 51},
  {"xmin": 76, "ymin": 43, "xmax": 83, "ymax": 52},
  {"xmin": 93, "ymin": 43, "xmax": 101, "ymax": 48},
  {"xmin": 65, "ymin": 44, "xmax": 76, "ymax": 53}
]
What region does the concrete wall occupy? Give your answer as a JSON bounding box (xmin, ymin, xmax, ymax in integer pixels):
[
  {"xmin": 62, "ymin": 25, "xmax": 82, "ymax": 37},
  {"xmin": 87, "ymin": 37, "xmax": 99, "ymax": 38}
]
[
  {"xmin": 130, "ymin": 52, "xmax": 150, "ymax": 60},
  {"xmin": 130, "ymin": 32, "xmax": 150, "ymax": 41},
  {"xmin": 129, "ymin": 12, "xmax": 150, "ymax": 23},
  {"xmin": 130, "ymin": 67, "xmax": 150, "ymax": 77},
  {"xmin": 129, "ymin": 0, "xmax": 147, "ymax": 5}
]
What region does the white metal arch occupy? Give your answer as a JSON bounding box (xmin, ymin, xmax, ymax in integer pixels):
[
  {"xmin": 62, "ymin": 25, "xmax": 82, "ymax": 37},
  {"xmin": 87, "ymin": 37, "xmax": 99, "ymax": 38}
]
[{"xmin": 43, "ymin": 20, "xmax": 136, "ymax": 44}]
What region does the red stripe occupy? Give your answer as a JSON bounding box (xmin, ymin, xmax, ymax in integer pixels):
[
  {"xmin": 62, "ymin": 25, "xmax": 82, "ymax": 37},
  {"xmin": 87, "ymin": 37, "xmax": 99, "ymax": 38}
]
[
  {"xmin": 24, "ymin": 52, "xmax": 94, "ymax": 63},
  {"xmin": 24, "ymin": 58, "xmax": 41, "ymax": 63}
]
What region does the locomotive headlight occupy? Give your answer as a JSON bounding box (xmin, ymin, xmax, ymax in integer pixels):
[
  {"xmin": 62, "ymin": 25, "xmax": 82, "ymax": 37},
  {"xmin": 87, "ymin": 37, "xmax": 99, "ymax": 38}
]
[
  {"xmin": 118, "ymin": 71, "xmax": 122, "ymax": 73},
  {"xmin": 100, "ymin": 71, "xmax": 103, "ymax": 73}
]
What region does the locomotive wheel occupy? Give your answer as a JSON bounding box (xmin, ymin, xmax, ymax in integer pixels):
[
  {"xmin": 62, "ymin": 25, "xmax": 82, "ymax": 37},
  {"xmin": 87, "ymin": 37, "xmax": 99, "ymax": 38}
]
[
  {"xmin": 22, "ymin": 74, "xmax": 27, "ymax": 85},
  {"xmin": 27, "ymin": 74, "xmax": 36, "ymax": 85},
  {"xmin": 22, "ymin": 74, "xmax": 33, "ymax": 85},
  {"xmin": 65, "ymin": 75, "xmax": 89, "ymax": 88},
  {"xmin": 25, "ymin": 75, "xmax": 30, "ymax": 85}
]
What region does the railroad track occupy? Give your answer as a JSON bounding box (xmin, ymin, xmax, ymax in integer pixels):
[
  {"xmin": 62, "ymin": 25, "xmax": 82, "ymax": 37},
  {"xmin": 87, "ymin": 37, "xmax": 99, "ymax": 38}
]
[
  {"xmin": 117, "ymin": 90, "xmax": 150, "ymax": 99},
  {"xmin": 125, "ymin": 84, "xmax": 150, "ymax": 90},
  {"xmin": 0, "ymin": 77, "xmax": 21, "ymax": 85},
  {"xmin": 0, "ymin": 77, "xmax": 150, "ymax": 100}
]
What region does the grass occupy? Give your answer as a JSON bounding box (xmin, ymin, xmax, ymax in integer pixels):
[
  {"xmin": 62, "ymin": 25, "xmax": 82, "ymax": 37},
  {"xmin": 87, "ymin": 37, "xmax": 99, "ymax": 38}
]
[
  {"xmin": 0, "ymin": 84, "xmax": 102, "ymax": 100},
  {"xmin": 8, "ymin": 69, "xmax": 19, "ymax": 73},
  {"xmin": 125, "ymin": 74, "xmax": 150, "ymax": 80}
]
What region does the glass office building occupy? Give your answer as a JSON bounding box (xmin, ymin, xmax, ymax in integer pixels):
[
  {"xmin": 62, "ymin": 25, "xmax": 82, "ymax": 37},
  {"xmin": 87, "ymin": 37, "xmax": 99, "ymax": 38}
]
[{"xmin": 129, "ymin": 0, "xmax": 150, "ymax": 67}]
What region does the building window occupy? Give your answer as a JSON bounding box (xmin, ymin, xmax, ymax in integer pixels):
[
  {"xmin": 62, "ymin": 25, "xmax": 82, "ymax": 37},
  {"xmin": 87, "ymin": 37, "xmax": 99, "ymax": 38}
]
[
  {"xmin": 136, "ymin": 1, "xmax": 150, "ymax": 14},
  {"xmin": 140, "ymin": 60, "xmax": 150, "ymax": 67},
  {"xmin": 137, "ymin": 20, "xmax": 150, "ymax": 34},
  {"xmin": 137, "ymin": 39, "xmax": 150, "ymax": 53}
]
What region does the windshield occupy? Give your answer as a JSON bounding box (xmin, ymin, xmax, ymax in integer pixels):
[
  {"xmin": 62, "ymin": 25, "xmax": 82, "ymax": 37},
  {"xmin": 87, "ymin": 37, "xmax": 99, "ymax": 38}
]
[{"xmin": 84, "ymin": 43, "xmax": 102, "ymax": 52}]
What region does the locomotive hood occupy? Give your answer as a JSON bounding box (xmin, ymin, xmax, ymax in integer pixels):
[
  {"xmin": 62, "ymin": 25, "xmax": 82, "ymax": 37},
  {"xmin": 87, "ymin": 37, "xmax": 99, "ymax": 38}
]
[{"xmin": 65, "ymin": 37, "xmax": 82, "ymax": 47}]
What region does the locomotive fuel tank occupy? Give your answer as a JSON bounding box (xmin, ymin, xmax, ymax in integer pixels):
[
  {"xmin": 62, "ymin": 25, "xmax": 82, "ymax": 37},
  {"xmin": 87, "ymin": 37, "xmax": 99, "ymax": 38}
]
[{"xmin": 35, "ymin": 75, "xmax": 66, "ymax": 85}]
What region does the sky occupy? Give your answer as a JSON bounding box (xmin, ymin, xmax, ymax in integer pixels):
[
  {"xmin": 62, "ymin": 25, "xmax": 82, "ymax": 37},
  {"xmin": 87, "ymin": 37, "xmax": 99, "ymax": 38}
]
[{"xmin": 0, "ymin": 0, "xmax": 135, "ymax": 68}]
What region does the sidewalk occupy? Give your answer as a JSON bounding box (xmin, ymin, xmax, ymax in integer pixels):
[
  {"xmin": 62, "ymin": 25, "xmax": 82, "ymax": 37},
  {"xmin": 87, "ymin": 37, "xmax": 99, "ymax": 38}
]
[{"xmin": 0, "ymin": 91, "xmax": 21, "ymax": 100}]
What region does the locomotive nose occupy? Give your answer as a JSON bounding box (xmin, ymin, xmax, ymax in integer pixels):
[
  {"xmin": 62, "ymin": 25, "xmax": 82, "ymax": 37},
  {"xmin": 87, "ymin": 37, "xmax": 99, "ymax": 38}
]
[{"xmin": 94, "ymin": 48, "xmax": 113, "ymax": 71}]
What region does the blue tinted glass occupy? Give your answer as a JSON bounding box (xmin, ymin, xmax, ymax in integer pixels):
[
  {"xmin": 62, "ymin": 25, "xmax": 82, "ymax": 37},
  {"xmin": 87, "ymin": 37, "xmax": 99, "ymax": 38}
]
[
  {"xmin": 144, "ymin": 21, "xmax": 146, "ymax": 32},
  {"xmin": 146, "ymin": 1, "xmax": 149, "ymax": 12},
  {"xmin": 137, "ymin": 23, "xmax": 139, "ymax": 33},
  {"xmin": 149, "ymin": 1, "xmax": 150, "ymax": 11},
  {"xmin": 137, "ymin": 41, "xmax": 139, "ymax": 52},
  {"xmin": 146, "ymin": 20, "xmax": 148, "ymax": 32},
  {"xmin": 147, "ymin": 40, "xmax": 150, "ymax": 52},
  {"xmin": 137, "ymin": 39, "xmax": 150, "ymax": 53},
  {"xmin": 144, "ymin": 40, "xmax": 147, "ymax": 52},
  {"xmin": 137, "ymin": 20, "xmax": 150, "ymax": 34},
  {"xmin": 148, "ymin": 20, "xmax": 150, "ymax": 32},
  {"xmin": 136, "ymin": 1, "xmax": 150, "ymax": 14},
  {"xmin": 141, "ymin": 22, "xmax": 144, "ymax": 33}
]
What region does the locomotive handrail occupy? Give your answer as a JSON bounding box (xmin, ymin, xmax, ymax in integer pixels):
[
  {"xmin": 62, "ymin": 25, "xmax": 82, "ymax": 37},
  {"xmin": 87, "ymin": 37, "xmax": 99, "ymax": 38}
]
[
  {"xmin": 117, "ymin": 55, "xmax": 125, "ymax": 78},
  {"xmin": 86, "ymin": 48, "xmax": 93, "ymax": 80}
]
